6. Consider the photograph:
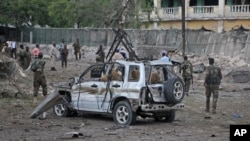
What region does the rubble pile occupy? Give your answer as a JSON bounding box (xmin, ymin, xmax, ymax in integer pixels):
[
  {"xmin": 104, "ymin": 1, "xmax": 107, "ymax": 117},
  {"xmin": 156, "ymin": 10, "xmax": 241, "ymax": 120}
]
[
  {"xmin": 0, "ymin": 53, "xmax": 32, "ymax": 98},
  {"xmin": 189, "ymin": 53, "xmax": 250, "ymax": 83}
]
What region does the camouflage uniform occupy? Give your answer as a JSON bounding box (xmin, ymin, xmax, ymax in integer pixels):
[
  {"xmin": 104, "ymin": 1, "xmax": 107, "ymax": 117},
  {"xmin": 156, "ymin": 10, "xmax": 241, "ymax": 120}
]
[
  {"xmin": 18, "ymin": 47, "xmax": 26, "ymax": 70},
  {"xmin": 73, "ymin": 42, "xmax": 81, "ymax": 61},
  {"xmin": 96, "ymin": 45, "xmax": 105, "ymax": 63},
  {"xmin": 181, "ymin": 60, "xmax": 193, "ymax": 95},
  {"xmin": 32, "ymin": 59, "xmax": 47, "ymax": 97},
  {"xmin": 204, "ymin": 65, "xmax": 222, "ymax": 113},
  {"xmin": 23, "ymin": 47, "xmax": 32, "ymax": 70}
]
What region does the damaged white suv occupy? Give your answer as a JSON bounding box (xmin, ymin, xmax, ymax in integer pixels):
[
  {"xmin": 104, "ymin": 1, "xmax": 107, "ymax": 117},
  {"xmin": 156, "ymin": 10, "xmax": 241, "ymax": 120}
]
[{"xmin": 31, "ymin": 60, "xmax": 185, "ymax": 125}]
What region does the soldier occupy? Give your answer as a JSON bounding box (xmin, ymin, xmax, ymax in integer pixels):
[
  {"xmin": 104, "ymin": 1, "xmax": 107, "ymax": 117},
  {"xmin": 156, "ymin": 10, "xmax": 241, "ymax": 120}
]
[
  {"xmin": 18, "ymin": 45, "xmax": 26, "ymax": 70},
  {"xmin": 61, "ymin": 44, "xmax": 69, "ymax": 70},
  {"xmin": 24, "ymin": 46, "xmax": 32, "ymax": 70},
  {"xmin": 73, "ymin": 38, "xmax": 81, "ymax": 61},
  {"xmin": 204, "ymin": 58, "xmax": 222, "ymax": 114},
  {"xmin": 96, "ymin": 45, "xmax": 105, "ymax": 63},
  {"xmin": 180, "ymin": 56, "xmax": 193, "ymax": 96},
  {"xmin": 31, "ymin": 52, "xmax": 47, "ymax": 104},
  {"xmin": 50, "ymin": 43, "xmax": 57, "ymax": 71}
]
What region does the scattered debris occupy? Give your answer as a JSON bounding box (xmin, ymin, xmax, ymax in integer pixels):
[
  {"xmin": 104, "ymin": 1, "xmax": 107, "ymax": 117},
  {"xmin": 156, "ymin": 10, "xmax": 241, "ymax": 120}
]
[{"xmin": 64, "ymin": 132, "xmax": 84, "ymax": 138}]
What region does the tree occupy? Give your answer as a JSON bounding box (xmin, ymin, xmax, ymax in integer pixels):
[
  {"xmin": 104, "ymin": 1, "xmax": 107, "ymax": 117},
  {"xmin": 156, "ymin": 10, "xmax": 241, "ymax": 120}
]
[{"xmin": 0, "ymin": 0, "xmax": 50, "ymax": 27}]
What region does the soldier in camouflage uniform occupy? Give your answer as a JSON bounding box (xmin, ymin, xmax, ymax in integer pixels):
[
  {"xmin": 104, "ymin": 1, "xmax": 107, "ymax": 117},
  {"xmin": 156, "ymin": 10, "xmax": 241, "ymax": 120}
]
[
  {"xmin": 181, "ymin": 56, "xmax": 193, "ymax": 96},
  {"xmin": 18, "ymin": 45, "xmax": 26, "ymax": 70},
  {"xmin": 204, "ymin": 58, "xmax": 222, "ymax": 114},
  {"xmin": 24, "ymin": 46, "xmax": 32, "ymax": 70},
  {"xmin": 31, "ymin": 52, "xmax": 47, "ymax": 104},
  {"xmin": 96, "ymin": 45, "xmax": 105, "ymax": 63},
  {"xmin": 73, "ymin": 38, "xmax": 81, "ymax": 61}
]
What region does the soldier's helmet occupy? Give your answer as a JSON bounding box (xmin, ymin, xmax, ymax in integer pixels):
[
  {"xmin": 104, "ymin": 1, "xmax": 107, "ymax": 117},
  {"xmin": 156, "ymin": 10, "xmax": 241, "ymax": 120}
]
[{"xmin": 38, "ymin": 52, "xmax": 43, "ymax": 59}]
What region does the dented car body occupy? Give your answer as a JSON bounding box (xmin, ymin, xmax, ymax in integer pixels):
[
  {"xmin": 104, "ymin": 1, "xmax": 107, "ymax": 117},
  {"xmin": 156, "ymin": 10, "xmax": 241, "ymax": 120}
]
[{"xmin": 31, "ymin": 60, "xmax": 185, "ymax": 125}]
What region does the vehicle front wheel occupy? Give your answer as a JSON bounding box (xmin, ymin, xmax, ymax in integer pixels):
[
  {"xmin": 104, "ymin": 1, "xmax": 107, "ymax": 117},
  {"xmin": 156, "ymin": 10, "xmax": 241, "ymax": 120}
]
[
  {"xmin": 53, "ymin": 104, "xmax": 77, "ymax": 117},
  {"xmin": 113, "ymin": 101, "xmax": 136, "ymax": 125},
  {"xmin": 154, "ymin": 110, "xmax": 176, "ymax": 123}
]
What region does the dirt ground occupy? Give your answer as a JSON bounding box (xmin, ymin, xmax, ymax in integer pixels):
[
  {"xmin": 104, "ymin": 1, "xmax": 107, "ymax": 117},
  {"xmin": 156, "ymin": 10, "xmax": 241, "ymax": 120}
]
[{"xmin": 1, "ymin": 58, "xmax": 250, "ymax": 141}]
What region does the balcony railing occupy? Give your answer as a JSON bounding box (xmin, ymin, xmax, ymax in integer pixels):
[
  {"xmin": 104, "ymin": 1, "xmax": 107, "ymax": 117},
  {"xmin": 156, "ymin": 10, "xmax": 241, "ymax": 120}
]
[
  {"xmin": 162, "ymin": 7, "xmax": 179, "ymax": 15},
  {"xmin": 193, "ymin": 6, "xmax": 214, "ymax": 14},
  {"xmin": 230, "ymin": 5, "xmax": 250, "ymax": 13}
]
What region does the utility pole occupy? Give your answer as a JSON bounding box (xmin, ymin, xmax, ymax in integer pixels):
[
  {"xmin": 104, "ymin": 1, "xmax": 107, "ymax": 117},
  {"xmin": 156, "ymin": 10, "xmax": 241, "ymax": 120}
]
[{"xmin": 182, "ymin": 0, "xmax": 186, "ymax": 58}]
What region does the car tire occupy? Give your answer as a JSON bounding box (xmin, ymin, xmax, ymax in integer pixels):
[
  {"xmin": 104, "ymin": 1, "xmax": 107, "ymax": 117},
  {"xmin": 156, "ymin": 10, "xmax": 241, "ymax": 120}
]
[
  {"xmin": 164, "ymin": 77, "xmax": 184, "ymax": 104},
  {"xmin": 154, "ymin": 110, "xmax": 176, "ymax": 123},
  {"xmin": 53, "ymin": 103, "xmax": 76, "ymax": 117},
  {"xmin": 113, "ymin": 101, "xmax": 137, "ymax": 125}
]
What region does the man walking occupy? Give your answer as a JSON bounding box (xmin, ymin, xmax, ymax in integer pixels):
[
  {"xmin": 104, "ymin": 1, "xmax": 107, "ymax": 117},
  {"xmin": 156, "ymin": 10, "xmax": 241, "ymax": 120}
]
[
  {"xmin": 181, "ymin": 56, "xmax": 193, "ymax": 96},
  {"xmin": 204, "ymin": 58, "xmax": 222, "ymax": 114}
]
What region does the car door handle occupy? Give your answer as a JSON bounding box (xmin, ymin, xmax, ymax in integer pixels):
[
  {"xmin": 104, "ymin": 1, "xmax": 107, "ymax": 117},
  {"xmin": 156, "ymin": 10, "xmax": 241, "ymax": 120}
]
[
  {"xmin": 112, "ymin": 84, "xmax": 120, "ymax": 88},
  {"xmin": 91, "ymin": 84, "xmax": 98, "ymax": 88}
]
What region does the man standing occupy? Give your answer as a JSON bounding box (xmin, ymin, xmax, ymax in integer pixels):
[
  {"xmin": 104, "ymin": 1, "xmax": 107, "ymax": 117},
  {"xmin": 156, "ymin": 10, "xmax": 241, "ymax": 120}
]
[
  {"xmin": 61, "ymin": 44, "xmax": 68, "ymax": 70},
  {"xmin": 160, "ymin": 52, "xmax": 171, "ymax": 81},
  {"xmin": 18, "ymin": 45, "xmax": 26, "ymax": 70},
  {"xmin": 181, "ymin": 56, "xmax": 193, "ymax": 96},
  {"xmin": 73, "ymin": 38, "xmax": 81, "ymax": 61},
  {"xmin": 31, "ymin": 52, "xmax": 47, "ymax": 104},
  {"xmin": 50, "ymin": 43, "xmax": 57, "ymax": 71},
  {"xmin": 58, "ymin": 39, "xmax": 65, "ymax": 60},
  {"xmin": 160, "ymin": 52, "xmax": 171, "ymax": 63},
  {"xmin": 11, "ymin": 39, "xmax": 17, "ymax": 59},
  {"xmin": 32, "ymin": 44, "xmax": 40, "ymax": 58},
  {"xmin": 96, "ymin": 44, "xmax": 105, "ymax": 63},
  {"xmin": 24, "ymin": 46, "xmax": 32, "ymax": 70},
  {"xmin": 204, "ymin": 58, "xmax": 222, "ymax": 114}
]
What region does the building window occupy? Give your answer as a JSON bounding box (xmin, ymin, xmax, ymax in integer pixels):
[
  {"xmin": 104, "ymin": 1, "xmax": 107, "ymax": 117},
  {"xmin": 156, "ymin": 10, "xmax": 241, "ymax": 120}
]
[
  {"xmin": 161, "ymin": 0, "xmax": 181, "ymax": 8},
  {"xmin": 190, "ymin": 0, "xmax": 218, "ymax": 6}
]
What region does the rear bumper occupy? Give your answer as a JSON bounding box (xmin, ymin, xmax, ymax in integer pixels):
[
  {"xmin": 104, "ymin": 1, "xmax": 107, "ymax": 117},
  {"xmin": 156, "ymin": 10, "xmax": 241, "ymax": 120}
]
[{"xmin": 141, "ymin": 103, "xmax": 184, "ymax": 112}]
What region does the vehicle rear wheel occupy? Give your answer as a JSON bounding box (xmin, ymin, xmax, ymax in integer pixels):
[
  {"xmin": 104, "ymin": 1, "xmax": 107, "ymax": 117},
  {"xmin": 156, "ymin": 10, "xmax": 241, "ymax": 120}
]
[
  {"xmin": 53, "ymin": 104, "xmax": 77, "ymax": 117},
  {"xmin": 154, "ymin": 110, "xmax": 175, "ymax": 123},
  {"xmin": 113, "ymin": 101, "xmax": 136, "ymax": 125},
  {"xmin": 164, "ymin": 77, "xmax": 184, "ymax": 104}
]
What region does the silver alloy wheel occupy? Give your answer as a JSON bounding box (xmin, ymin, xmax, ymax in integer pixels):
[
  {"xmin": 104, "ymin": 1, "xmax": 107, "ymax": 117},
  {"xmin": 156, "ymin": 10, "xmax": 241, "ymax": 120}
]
[
  {"xmin": 115, "ymin": 105, "xmax": 129, "ymax": 124},
  {"xmin": 173, "ymin": 81, "xmax": 183, "ymax": 100},
  {"xmin": 54, "ymin": 104, "xmax": 66, "ymax": 116}
]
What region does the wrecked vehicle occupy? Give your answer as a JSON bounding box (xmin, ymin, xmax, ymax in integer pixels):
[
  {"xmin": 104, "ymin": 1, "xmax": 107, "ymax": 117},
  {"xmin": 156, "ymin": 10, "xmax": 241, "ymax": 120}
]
[{"xmin": 30, "ymin": 60, "xmax": 185, "ymax": 125}]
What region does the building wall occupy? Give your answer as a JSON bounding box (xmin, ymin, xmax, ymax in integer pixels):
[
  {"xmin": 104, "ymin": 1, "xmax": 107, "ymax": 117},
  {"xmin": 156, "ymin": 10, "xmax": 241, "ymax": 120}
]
[
  {"xmin": 224, "ymin": 19, "xmax": 250, "ymax": 31},
  {"xmin": 159, "ymin": 21, "xmax": 182, "ymax": 29},
  {"xmin": 143, "ymin": 0, "xmax": 250, "ymax": 33},
  {"xmin": 186, "ymin": 20, "xmax": 218, "ymax": 31}
]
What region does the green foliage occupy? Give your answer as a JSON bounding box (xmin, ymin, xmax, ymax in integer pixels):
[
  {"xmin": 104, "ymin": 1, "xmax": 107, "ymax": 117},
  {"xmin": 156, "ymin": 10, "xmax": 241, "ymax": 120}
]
[{"xmin": 0, "ymin": 0, "xmax": 149, "ymax": 28}]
